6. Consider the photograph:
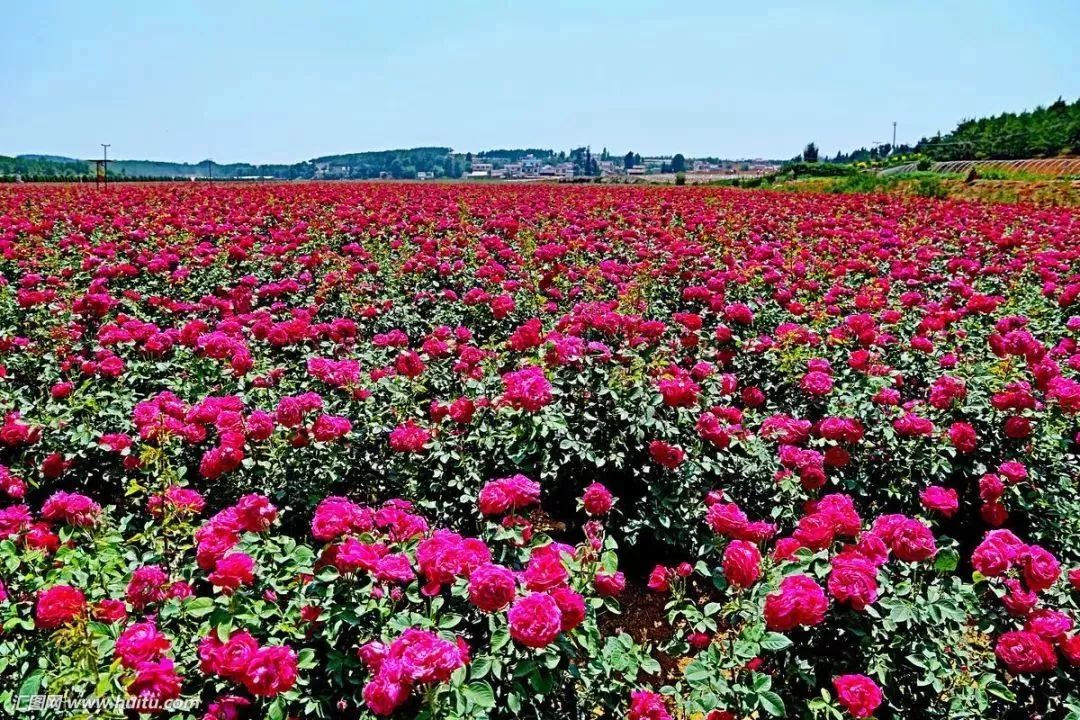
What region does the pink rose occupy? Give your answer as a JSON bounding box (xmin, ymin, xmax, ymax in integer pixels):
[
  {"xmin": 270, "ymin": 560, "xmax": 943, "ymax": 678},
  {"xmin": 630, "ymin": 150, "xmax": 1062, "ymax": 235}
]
[
  {"xmin": 995, "ymin": 631, "xmax": 1057, "ymax": 673},
  {"xmin": 919, "ymin": 485, "xmax": 959, "ymax": 518},
  {"xmin": 722, "ymin": 540, "xmax": 762, "ymax": 588},
  {"xmin": 209, "ymin": 552, "xmax": 255, "ymax": 593},
  {"xmin": 594, "ymin": 571, "xmax": 626, "ymax": 597},
  {"xmin": 115, "ymin": 621, "xmax": 171, "ymax": 668},
  {"xmin": 833, "ymin": 674, "xmax": 883, "ymax": 718},
  {"xmin": 508, "ymin": 592, "xmax": 562, "ymax": 648},
  {"xmin": 764, "ymin": 574, "xmax": 827, "ymax": 631},
  {"xmin": 467, "ymin": 563, "xmax": 517, "ymax": 612}
]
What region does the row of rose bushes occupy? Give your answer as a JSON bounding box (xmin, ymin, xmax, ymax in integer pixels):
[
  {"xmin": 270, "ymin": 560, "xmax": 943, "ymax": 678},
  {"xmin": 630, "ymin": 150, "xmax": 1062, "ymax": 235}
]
[
  {"xmin": 2, "ymin": 476, "xmax": 1079, "ymax": 718},
  {"xmin": 0, "ymin": 182, "xmax": 1079, "ymax": 717}
]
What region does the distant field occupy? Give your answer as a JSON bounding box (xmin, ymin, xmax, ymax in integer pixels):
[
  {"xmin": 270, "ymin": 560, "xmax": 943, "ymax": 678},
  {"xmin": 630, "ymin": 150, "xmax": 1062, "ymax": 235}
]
[{"xmin": 768, "ymin": 173, "xmax": 1080, "ymax": 206}]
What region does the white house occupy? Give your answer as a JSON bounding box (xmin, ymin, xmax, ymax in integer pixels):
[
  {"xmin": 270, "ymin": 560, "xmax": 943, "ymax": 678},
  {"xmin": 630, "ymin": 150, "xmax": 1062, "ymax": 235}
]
[{"xmin": 520, "ymin": 155, "xmax": 542, "ymax": 176}]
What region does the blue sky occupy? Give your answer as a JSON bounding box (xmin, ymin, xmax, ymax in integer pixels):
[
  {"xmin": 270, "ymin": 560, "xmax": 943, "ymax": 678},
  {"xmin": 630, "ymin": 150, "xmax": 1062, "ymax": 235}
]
[{"xmin": 2, "ymin": 0, "xmax": 1078, "ymax": 162}]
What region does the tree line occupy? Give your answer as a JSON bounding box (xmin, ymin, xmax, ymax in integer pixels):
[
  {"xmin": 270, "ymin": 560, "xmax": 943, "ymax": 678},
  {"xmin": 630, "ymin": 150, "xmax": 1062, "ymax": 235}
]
[
  {"xmin": 802, "ymin": 98, "xmax": 1080, "ymax": 165},
  {"xmin": 916, "ymin": 97, "xmax": 1080, "ymax": 160}
]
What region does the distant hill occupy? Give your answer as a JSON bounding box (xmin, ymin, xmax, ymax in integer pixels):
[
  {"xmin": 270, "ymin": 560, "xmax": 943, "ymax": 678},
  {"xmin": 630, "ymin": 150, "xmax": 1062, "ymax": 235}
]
[
  {"xmin": 475, "ymin": 149, "xmax": 555, "ymax": 161},
  {"xmin": 17, "ymin": 154, "xmax": 84, "ymax": 164},
  {"xmin": 105, "ymin": 159, "xmax": 311, "ymax": 180},
  {"xmin": 1, "ymin": 148, "xmax": 469, "ymax": 181},
  {"xmin": 310, "ymin": 147, "xmax": 461, "ymax": 179},
  {"xmin": 1, "ymin": 155, "xmax": 92, "ymax": 178}
]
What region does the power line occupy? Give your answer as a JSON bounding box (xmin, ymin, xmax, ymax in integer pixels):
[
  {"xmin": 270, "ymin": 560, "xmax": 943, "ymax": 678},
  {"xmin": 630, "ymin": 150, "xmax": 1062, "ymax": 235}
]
[{"xmin": 101, "ymin": 143, "xmax": 110, "ymax": 190}]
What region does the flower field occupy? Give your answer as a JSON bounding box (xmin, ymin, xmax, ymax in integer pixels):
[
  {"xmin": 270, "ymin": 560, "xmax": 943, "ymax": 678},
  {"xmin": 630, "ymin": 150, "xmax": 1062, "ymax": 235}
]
[{"xmin": 0, "ymin": 181, "xmax": 1079, "ymax": 719}]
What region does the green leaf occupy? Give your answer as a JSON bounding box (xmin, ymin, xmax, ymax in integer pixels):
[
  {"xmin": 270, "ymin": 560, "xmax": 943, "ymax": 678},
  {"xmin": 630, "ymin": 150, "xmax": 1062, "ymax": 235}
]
[
  {"xmin": 464, "ymin": 681, "xmax": 496, "ymax": 708},
  {"xmin": 640, "ymin": 656, "xmax": 662, "ymax": 675},
  {"xmin": 491, "ymin": 628, "xmax": 510, "ymax": 652},
  {"xmin": 470, "ymin": 657, "xmax": 492, "ymax": 680},
  {"xmin": 186, "ymin": 597, "xmax": 215, "ymax": 618},
  {"xmin": 985, "ymin": 680, "xmax": 1015, "ymax": 702},
  {"xmin": 933, "ymin": 548, "xmax": 959, "ymax": 573},
  {"xmin": 759, "ymin": 690, "xmax": 786, "ymax": 717},
  {"xmin": 889, "ymin": 602, "xmax": 914, "ymax": 624},
  {"xmin": 684, "ymin": 660, "xmax": 712, "ymax": 685},
  {"xmin": 759, "ymin": 632, "xmax": 792, "ymax": 651},
  {"xmin": 18, "ymin": 670, "xmax": 43, "ymax": 701},
  {"xmin": 297, "ymin": 649, "xmax": 317, "ymax": 669}
]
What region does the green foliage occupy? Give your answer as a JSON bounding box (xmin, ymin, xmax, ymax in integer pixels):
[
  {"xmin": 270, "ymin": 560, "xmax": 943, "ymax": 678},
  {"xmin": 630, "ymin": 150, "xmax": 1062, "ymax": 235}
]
[
  {"xmin": 0, "ymin": 155, "xmax": 93, "ymax": 180},
  {"xmin": 787, "ymin": 162, "xmax": 858, "ymax": 179},
  {"xmin": 914, "ymin": 176, "xmax": 947, "ymax": 199},
  {"xmin": 918, "ymin": 97, "xmax": 1080, "ymax": 160}
]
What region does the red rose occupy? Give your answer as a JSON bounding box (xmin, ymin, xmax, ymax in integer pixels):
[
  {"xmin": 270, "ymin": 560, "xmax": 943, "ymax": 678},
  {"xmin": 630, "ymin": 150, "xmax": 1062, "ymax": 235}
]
[
  {"xmin": 648, "ymin": 440, "xmax": 685, "ymax": 469},
  {"xmin": 764, "ymin": 574, "xmax": 827, "ymax": 631},
  {"xmin": 35, "ymin": 585, "xmax": 86, "ymax": 629},
  {"xmin": 994, "ymin": 630, "xmax": 1057, "ymax": 673},
  {"xmin": 500, "ymin": 365, "xmax": 553, "ymax": 412},
  {"xmin": 115, "ymin": 621, "xmax": 171, "ymax": 668},
  {"xmin": 467, "ymin": 563, "xmax": 516, "ymax": 612},
  {"xmin": 243, "ymin": 645, "xmax": 298, "ymax": 697},
  {"xmin": 919, "ymin": 485, "xmax": 959, "ymax": 518},
  {"xmin": 1061, "ymin": 634, "xmax": 1080, "ymax": 666},
  {"xmin": 388, "ymin": 420, "xmax": 431, "ymax": 453},
  {"xmin": 887, "ymin": 518, "xmax": 937, "ymax": 562},
  {"xmin": 127, "ymin": 658, "xmax": 182, "ymax": 705},
  {"xmin": 828, "ymin": 556, "xmax": 879, "ymax": 611},
  {"xmin": 628, "ymin": 690, "xmax": 672, "ymax": 720},
  {"xmin": 833, "ymin": 674, "xmax": 883, "ymax": 718},
  {"xmin": 581, "ymin": 482, "xmax": 614, "ymax": 516},
  {"xmin": 722, "ymin": 540, "xmax": 762, "ymax": 588},
  {"xmin": 594, "ymin": 571, "xmax": 626, "ymax": 597},
  {"xmin": 523, "ymin": 544, "xmax": 570, "ymax": 591},
  {"xmin": 1022, "ymin": 545, "xmax": 1061, "ymax": 592},
  {"xmin": 800, "ymin": 370, "xmax": 833, "ymax": 396},
  {"xmin": 477, "ymin": 474, "xmax": 540, "ymax": 516},
  {"xmin": 549, "ymin": 586, "xmax": 586, "ymax": 632},
  {"xmin": 508, "ymin": 592, "xmax": 562, "ymax": 648},
  {"xmin": 209, "ymin": 552, "xmax": 255, "ymax": 593},
  {"xmin": 647, "ymin": 565, "xmax": 671, "ymax": 593}
]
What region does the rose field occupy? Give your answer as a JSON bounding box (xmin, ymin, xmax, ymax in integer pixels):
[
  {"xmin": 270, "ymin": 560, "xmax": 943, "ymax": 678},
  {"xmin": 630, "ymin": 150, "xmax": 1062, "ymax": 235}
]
[{"xmin": 2, "ymin": 181, "xmax": 1080, "ymax": 719}]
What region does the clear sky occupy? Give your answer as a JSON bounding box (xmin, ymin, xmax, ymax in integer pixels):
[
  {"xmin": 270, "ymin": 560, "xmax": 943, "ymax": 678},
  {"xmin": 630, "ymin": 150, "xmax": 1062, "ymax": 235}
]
[{"xmin": 2, "ymin": 0, "xmax": 1078, "ymax": 163}]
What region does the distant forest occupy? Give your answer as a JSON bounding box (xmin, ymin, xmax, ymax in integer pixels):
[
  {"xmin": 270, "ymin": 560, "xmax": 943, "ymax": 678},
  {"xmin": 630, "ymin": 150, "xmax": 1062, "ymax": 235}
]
[
  {"xmin": 916, "ymin": 97, "xmax": 1080, "ymax": 160},
  {"xmin": 825, "ymin": 97, "xmax": 1080, "ymax": 164}
]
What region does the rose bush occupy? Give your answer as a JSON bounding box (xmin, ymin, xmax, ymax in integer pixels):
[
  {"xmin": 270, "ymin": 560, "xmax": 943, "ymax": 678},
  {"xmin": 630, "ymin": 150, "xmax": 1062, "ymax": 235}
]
[{"xmin": 0, "ymin": 181, "xmax": 1078, "ymax": 717}]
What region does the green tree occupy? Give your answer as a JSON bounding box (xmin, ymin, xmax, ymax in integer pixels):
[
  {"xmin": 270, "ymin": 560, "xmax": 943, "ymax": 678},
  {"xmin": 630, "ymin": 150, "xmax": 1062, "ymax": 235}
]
[
  {"xmin": 671, "ymin": 154, "xmax": 686, "ymax": 173},
  {"xmin": 803, "ymin": 142, "xmax": 819, "ymax": 163}
]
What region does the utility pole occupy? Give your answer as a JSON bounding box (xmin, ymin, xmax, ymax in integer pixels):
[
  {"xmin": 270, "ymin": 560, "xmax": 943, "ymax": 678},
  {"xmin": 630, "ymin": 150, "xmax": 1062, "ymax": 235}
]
[
  {"xmin": 892, "ymin": 122, "xmax": 897, "ymax": 152},
  {"xmin": 207, "ymin": 159, "xmax": 212, "ymax": 182},
  {"xmin": 101, "ymin": 144, "xmax": 110, "ymax": 189}
]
